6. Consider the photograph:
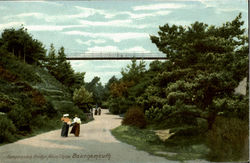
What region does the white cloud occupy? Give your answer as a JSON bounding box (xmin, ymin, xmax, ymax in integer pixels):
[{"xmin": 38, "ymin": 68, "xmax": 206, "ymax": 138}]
[
  {"xmin": 4, "ymin": 10, "xmax": 103, "ymax": 23},
  {"xmin": 44, "ymin": 13, "xmax": 91, "ymax": 22},
  {"xmin": 133, "ymin": 3, "xmax": 186, "ymax": 11},
  {"xmin": 13, "ymin": 1, "xmax": 63, "ymax": 6},
  {"xmin": 86, "ymin": 46, "xmax": 120, "ymax": 53},
  {"xmin": 75, "ymin": 39, "xmax": 106, "ymax": 46},
  {"xmin": 75, "ymin": 5, "xmax": 171, "ymax": 21},
  {"xmin": 123, "ymin": 46, "xmax": 151, "ymax": 53},
  {"xmin": 85, "ymin": 45, "xmax": 150, "ymax": 53},
  {"xmin": 79, "ymin": 19, "xmax": 130, "ymax": 27},
  {"xmin": 26, "ymin": 25, "xmax": 65, "ymax": 31},
  {"xmin": 26, "ymin": 24, "xmax": 88, "ymax": 31},
  {"xmin": 0, "ymin": 22, "xmax": 25, "ymax": 30},
  {"xmin": 79, "ymin": 19, "xmax": 150, "ymax": 29},
  {"xmin": 75, "ymin": 6, "xmax": 116, "ymax": 19},
  {"xmin": 64, "ymin": 31, "xmax": 149, "ymax": 42},
  {"xmin": 129, "ymin": 10, "xmax": 171, "ymax": 19},
  {"xmin": 196, "ymin": 0, "xmax": 247, "ymax": 13},
  {"xmin": 4, "ymin": 12, "xmax": 45, "ymax": 20},
  {"xmin": 69, "ymin": 60, "xmax": 125, "ymax": 83}
]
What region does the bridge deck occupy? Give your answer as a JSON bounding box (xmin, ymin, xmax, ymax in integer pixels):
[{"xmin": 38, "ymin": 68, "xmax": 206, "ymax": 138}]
[
  {"xmin": 66, "ymin": 57, "xmax": 167, "ymax": 60},
  {"xmin": 65, "ymin": 53, "xmax": 167, "ymax": 60}
]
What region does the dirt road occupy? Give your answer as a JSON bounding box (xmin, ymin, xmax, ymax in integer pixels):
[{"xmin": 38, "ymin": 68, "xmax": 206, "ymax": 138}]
[{"xmin": 0, "ymin": 109, "xmax": 178, "ymax": 163}]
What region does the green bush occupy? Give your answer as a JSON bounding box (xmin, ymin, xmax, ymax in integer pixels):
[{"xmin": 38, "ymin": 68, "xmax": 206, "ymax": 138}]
[
  {"xmin": 108, "ymin": 97, "xmax": 131, "ymax": 114},
  {"xmin": 0, "ymin": 116, "xmax": 16, "ymax": 143},
  {"xmin": 210, "ymin": 95, "xmax": 249, "ymax": 120},
  {"xmin": 30, "ymin": 115, "xmax": 62, "ymax": 132},
  {"xmin": 206, "ymin": 116, "xmax": 249, "ymax": 162},
  {"xmin": 166, "ymin": 91, "xmax": 188, "ymax": 105},
  {"xmin": 0, "ymin": 55, "xmax": 41, "ymax": 84},
  {"xmin": 42, "ymin": 100, "xmax": 58, "ymax": 118},
  {"xmin": 7, "ymin": 105, "xmax": 32, "ymax": 133},
  {"xmin": 122, "ymin": 106, "xmax": 147, "ymax": 128},
  {"xmin": 58, "ymin": 103, "xmax": 87, "ymax": 122}
]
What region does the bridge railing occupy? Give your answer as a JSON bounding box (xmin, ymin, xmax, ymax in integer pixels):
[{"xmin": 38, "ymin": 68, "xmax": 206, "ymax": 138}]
[{"xmin": 66, "ymin": 52, "xmax": 167, "ymax": 60}]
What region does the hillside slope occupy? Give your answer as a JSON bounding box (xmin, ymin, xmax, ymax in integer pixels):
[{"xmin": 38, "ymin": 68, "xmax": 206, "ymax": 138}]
[{"xmin": 0, "ymin": 54, "xmax": 85, "ymax": 144}]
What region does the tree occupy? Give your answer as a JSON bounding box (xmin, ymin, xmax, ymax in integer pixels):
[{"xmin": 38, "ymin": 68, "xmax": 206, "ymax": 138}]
[
  {"xmin": 121, "ymin": 59, "xmax": 146, "ymax": 83},
  {"xmin": 46, "ymin": 44, "xmax": 57, "ymax": 75},
  {"xmin": 73, "ymin": 72, "xmax": 85, "ymax": 89},
  {"xmin": 73, "ymin": 86, "xmax": 93, "ymax": 112},
  {"xmin": 150, "ymin": 13, "xmax": 248, "ymax": 110},
  {"xmin": 85, "ymin": 76, "xmax": 105, "ymax": 106},
  {"xmin": 45, "ymin": 45, "xmax": 81, "ymax": 91},
  {"xmin": 107, "ymin": 60, "xmax": 147, "ymax": 114},
  {"xmin": 1, "ymin": 27, "xmax": 46, "ymax": 64}
]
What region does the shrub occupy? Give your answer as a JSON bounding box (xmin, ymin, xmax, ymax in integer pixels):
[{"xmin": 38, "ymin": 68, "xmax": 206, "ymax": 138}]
[
  {"xmin": 0, "ymin": 116, "xmax": 16, "ymax": 143},
  {"xmin": 145, "ymin": 104, "xmax": 173, "ymax": 122},
  {"xmin": 122, "ymin": 106, "xmax": 147, "ymax": 128},
  {"xmin": 31, "ymin": 90, "xmax": 46, "ymax": 106},
  {"xmin": 0, "ymin": 66, "xmax": 18, "ymax": 82},
  {"xmin": 210, "ymin": 95, "xmax": 249, "ymax": 120},
  {"xmin": 58, "ymin": 103, "xmax": 87, "ymax": 122},
  {"xmin": 73, "ymin": 86, "xmax": 93, "ymax": 110},
  {"xmin": 166, "ymin": 91, "xmax": 188, "ymax": 105},
  {"xmin": 41, "ymin": 100, "xmax": 58, "ymax": 118},
  {"xmin": 108, "ymin": 97, "xmax": 131, "ymax": 114},
  {"xmin": 206, "ymin": 116, "xmax": 249, "ymax": 162},
  {"xmin": 7, "ymin": 105, "xmax": 32, "ymax": 133}
]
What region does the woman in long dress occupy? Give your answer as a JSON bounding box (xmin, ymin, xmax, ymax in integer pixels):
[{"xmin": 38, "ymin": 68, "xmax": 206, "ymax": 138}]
[
  {"xmin": 98, "ymin": 107, "xmax": 101, "ymax": 115},
  {"xmin": 61, "ymin": 114, "xmax": 71, "ymax": 137},
  {"xmin": 70, "ymin": 115, "xmax": 81, "ymax": 137}
]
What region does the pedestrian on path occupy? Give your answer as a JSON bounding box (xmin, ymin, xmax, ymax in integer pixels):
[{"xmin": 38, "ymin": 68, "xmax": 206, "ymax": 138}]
[
  {"xmin": 98, "ymin": 107, "xmax": 101, "ymax": 115},
  {"xmin": 70, "ymin": 115, "xmax": 81, "ymax": 137},
  {"xmin": 61, "ymin": 114, "xmax": 71, "ymax": 137}
]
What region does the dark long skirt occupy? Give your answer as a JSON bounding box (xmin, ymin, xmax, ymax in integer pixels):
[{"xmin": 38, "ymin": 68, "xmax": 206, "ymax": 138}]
[
  {"xmin": 61, "ymin": 122, "xmax": 69, "ymax": 137},
  {"xmin": 70, "ymin": 123, "xmax": 80, "ymax": 136}
]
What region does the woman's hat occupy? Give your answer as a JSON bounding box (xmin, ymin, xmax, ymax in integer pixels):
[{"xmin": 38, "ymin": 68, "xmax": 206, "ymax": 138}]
[{"xmin": 63, "ymin": 114, "xmax": 69, "ymax": 117}]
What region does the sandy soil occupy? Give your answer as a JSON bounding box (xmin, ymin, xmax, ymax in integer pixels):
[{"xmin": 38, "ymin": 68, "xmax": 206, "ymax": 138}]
[
  {"xmin": 155, "ymin": 129, "xmax": 175, "ymax": 141},
  {"xmin": 0, "ymin": 109, "xmax": 178, "ymax": 163}
]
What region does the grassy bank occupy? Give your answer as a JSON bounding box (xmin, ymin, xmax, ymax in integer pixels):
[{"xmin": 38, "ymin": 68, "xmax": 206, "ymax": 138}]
[{"xmin": 111, "ymin": 125, "xmax": 209, "ymax": 161}]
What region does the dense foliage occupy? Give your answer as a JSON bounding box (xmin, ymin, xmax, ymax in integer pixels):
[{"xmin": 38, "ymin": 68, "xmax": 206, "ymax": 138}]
[
  {"xmin": 45, "ymin": 44, "xmax": 85, "ymax": 92},
  {"xmin": 122, "ymin": 106, "xmax": 147, "ymax": 128},
  {"xmin": 85, "ymin": 76, "xmax": 106, "ymax": 106},
  {"xmin": 0, "ymin": 27, "xmax": 88, "ymax": 143},
  {"xmin": 207, "ymin": 116, "xmax": 248, "ymax": 161},
  {"xmin": 0, "ymin": 27, "xmax": 46, "ymax": 64},
  {"xmin": 73, "ymin": 86, "xmax": 93, "ymax": 112},
  {"xmin": 106, "ymin": 13, "xmax": 248, "ymax": 161}
]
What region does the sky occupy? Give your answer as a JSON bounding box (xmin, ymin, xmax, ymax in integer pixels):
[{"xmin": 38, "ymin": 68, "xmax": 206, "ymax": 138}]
[{"xmin": 0, "ymin": 0, "xmax": 248, "ymax": 84}]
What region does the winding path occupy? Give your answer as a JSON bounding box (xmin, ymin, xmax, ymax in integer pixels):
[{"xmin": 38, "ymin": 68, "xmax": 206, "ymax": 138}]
[{"xmin": 0, "ymin": 109, "xmax": 179, "ymax": 163}]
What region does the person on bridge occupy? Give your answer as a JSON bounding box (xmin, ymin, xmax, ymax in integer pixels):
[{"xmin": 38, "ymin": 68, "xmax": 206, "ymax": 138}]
[
  {"xmin": 70, "ymin": 115, "xmax": 81, "ymax": 137},
  {"xmin": 61, "ymin": 114, "xmax": 71, "ymax": 137}
]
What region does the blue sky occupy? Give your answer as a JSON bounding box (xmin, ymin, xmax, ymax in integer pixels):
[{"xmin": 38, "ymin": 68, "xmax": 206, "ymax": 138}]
[{"xmin": 0, "ymin": 0, "xmax": 248, "ymax": 84}]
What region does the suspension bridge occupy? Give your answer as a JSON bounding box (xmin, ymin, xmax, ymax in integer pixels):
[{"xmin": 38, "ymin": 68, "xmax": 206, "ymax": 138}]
[{"xmin": 65, "ymin": 52, "xmax": 167, "ymax": 60}]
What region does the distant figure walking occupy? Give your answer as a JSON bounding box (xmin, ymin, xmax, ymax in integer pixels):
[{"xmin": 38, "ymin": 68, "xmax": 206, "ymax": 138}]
[
  {"xmin": 94, "ymin": 108, "xmax": 98, "ymax": 115},
  {"xmin": 70, "ymin": 115, "xmax": 81, "ymax": 137},
  {"xmin": 61, "ymin": 114, "xmax": 71, "ymax": 137},
  {"xmin": 98, "ymin": 107, "xmax": 101, "ymax": 115}
]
